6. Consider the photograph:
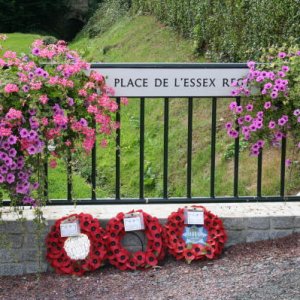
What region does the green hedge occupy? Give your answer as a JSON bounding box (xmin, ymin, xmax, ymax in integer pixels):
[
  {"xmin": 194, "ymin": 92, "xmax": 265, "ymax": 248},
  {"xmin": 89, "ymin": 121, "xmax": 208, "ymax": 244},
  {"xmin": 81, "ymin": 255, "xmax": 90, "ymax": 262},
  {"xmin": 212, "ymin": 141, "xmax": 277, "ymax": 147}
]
[{"xmin": 131, "ymin": 0, "xmax": 300, "ymax": 62}]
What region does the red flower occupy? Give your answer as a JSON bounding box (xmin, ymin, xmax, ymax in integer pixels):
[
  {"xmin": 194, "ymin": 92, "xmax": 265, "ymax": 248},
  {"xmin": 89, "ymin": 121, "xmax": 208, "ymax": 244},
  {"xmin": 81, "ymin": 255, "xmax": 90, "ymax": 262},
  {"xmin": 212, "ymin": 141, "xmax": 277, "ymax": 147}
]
[
  {"xmin": 183, "ymin": 248, "xmax": 195, "ymax": 261},
  {"xmin": 133, "ymin": 251, "xmax": 146, "ymax": 266},
  {"xmin": 116, "ymin": 250, "xmax": 129, "ymax": 264},
  {"xmin": 126, "ymin": 259, "xmax": 137, "ymax": 270},
  {"xmin": 116, "ymin": 262, "xmax": 128, "ymax": 271},
  {"xmin": 205, "ymin": 248, "xmax": 215, "ymax": 259},
  {"xmin": 145, "ymin": 252, "xmax": 158, "ymax": 267},
  {"xmin": 59, "ymin": 264, "xmax": 73, "ymax": 274},
  {"xmin": 88, "ymin": 255, "xmax": 102, "ymax": 269}
]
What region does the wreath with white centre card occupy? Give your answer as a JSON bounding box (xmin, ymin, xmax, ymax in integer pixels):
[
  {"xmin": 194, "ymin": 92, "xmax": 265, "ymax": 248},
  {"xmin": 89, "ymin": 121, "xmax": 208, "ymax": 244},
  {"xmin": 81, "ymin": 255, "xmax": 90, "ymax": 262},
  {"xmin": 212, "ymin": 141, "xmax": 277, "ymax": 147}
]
[{"xmin": 46, "ymin": 213, "xmax": 107, "ymax": 275}]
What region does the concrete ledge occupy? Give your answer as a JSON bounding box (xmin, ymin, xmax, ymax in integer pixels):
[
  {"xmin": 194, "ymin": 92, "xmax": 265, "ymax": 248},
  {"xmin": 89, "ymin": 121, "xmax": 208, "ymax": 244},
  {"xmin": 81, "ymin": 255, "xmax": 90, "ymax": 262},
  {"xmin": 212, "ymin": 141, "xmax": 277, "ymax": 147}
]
[{"xmin": 0, "ymin": 202, "xmax": 299, "ymax": 276}]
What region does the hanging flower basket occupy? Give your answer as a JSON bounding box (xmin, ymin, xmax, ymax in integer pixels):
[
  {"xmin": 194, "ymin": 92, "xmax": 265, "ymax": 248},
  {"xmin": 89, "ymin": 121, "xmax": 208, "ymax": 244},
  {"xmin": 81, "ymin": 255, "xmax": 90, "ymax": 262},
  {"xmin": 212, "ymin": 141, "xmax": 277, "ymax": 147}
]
[
  {"xmin": 106, "ymin": 210, "xmax": 166, "ymax": 271},
  {"xmin": 164, "ymin": 206, "xmax": 227, "ymax": 263},
  {"xmin": 46, "ymin": 213, "xmax": 107, "ymax": 275}
]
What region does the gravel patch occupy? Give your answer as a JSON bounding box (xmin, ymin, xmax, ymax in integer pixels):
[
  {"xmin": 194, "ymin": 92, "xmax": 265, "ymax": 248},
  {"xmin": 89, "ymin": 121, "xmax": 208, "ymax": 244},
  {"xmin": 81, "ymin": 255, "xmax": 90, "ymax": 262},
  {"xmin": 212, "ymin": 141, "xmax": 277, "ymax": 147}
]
[{"xmin": 0, "ymin": 233, "xmax": 299, "ymax": 300}]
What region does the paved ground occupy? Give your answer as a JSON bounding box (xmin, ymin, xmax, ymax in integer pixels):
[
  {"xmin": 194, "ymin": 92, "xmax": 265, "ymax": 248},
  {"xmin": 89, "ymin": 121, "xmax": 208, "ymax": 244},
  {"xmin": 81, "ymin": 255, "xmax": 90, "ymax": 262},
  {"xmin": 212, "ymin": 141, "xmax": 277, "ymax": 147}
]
[{"xmin": 0, "ymin": 233, "xmax": 299, "ymax": 300}]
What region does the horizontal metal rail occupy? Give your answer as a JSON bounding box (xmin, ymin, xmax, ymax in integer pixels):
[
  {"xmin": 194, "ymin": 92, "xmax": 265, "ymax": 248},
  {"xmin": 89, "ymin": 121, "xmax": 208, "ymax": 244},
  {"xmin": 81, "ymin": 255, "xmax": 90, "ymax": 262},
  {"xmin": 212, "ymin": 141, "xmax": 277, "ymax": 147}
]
[{"xmin": 3, "ymin": 196, "xmax": 298, "ymax": 206}]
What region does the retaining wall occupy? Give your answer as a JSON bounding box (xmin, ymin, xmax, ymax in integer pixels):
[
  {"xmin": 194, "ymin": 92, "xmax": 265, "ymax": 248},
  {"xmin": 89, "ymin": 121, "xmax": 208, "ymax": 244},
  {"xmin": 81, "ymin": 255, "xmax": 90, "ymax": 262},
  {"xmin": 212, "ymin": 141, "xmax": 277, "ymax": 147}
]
[{"xmin": 0, "ymin": 202, "xmax": 299, "ymax": 276}]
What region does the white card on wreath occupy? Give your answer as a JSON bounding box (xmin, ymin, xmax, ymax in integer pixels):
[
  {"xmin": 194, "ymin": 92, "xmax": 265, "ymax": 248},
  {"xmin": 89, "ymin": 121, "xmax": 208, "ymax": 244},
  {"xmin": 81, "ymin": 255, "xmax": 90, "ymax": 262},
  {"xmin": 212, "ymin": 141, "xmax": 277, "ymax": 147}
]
[
  {"xmin": 187, "ymin": 210, "xmax": 204, "ymax": 225},
  {"xmin": 60, "ymin": 221, "xmax": 80, "ymax": 237},
  {"xmin": 124, "ymin": 213, "xmax": 145, "ymax": 231},
  {"xmin": 184, "ymin": 209, "xmax": 204, "ymax": 225}
]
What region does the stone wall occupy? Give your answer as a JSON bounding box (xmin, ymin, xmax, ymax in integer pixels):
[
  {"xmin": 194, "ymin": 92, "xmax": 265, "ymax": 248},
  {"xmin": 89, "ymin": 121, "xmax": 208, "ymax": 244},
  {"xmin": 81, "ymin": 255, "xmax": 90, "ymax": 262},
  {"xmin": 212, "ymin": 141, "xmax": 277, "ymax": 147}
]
[{"xmin": 0, "ymin": 214, "xmax": 299, "ymax": 276}]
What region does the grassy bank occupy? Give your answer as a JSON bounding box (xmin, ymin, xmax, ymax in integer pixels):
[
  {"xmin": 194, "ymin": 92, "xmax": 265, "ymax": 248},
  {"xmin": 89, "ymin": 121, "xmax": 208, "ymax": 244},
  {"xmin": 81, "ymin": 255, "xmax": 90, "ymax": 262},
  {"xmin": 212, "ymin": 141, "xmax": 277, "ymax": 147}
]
[{"xmin": 71, "ymin": 15, "xmax": 300, "ymax": 198}]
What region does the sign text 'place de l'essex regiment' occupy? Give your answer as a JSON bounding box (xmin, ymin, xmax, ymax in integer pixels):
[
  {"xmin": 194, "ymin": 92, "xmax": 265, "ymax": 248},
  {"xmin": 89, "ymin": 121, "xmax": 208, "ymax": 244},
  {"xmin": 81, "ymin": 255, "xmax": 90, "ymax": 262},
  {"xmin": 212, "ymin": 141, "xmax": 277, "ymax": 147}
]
[{"xmin": 90, "ymin": 64, "xmax": 249, "ymax": 97}]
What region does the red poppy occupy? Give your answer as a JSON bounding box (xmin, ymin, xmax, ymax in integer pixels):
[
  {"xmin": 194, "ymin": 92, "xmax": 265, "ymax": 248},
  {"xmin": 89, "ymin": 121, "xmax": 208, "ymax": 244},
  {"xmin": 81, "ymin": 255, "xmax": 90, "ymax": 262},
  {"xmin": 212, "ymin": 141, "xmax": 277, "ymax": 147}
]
[
  {"xmin": 205, "ymin": 248, "xmax": 215, "ymax": 259},
  {"xmin": 126, "ymin": 259, "xmax": 137, "ymax": 270},
  {"xmin": 117, "ymin": 262, "xmax": 128, "ymax": 271},
  {"xmin": 183, "ymin": 248, "xmax": 195, "ymax": 261},
  {"xmin": 133, "ymin": 251, "xmax": 146, "ymax": 266},
  {"xmin": 88, "ymin": 255, "xmax": 102, "ymax": 269},
  {"xmin": 145, "ymin": 252, "xmax": 158, "ymax": 266},
  {"xmin": 108, "ymin": 238, "xmax": 119, "ymax": 250},
  {"xmin": 116, "ymin": 250, "xmax": 129, "ymax": 264},
  {"xmin": 59, "ymin": 264, "xmax": 73, "ymax": 274}
]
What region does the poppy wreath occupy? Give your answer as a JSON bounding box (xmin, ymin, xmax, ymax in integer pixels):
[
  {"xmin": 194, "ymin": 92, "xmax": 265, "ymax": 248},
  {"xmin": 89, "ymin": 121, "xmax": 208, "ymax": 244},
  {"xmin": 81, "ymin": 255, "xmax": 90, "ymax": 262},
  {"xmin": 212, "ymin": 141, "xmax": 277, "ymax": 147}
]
[
  {"xmin": 46, "ymin": 213, "xmax": 107, "ymax": 275},
  {"xmin": 165, "ymin": 206, "xmax": 227, "ymax": 263},
  {"xmin": 106, "ymin": 210, "xmax": 166, "ymax": 271}
]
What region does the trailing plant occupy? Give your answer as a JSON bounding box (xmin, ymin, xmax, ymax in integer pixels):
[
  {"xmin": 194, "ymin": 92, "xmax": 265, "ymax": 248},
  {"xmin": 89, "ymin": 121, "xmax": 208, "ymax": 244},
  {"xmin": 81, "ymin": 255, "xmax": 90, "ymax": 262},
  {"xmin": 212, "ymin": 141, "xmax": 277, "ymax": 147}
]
[
  {"xmin": 0, "ymin": 34, "xmax": 123, "ymax": 207},
  {"xmin": 226, "ymin": 46, "xmax": 300, "ymax": 166}
]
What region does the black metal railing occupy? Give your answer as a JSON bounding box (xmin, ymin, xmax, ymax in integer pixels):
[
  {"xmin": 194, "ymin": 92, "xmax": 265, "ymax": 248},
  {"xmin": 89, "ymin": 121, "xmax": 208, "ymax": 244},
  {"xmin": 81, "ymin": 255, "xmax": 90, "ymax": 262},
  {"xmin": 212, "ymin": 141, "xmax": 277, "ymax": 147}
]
[{"xmin": 3, "ymin": 63, "xmax": 300, "ymax": 205}]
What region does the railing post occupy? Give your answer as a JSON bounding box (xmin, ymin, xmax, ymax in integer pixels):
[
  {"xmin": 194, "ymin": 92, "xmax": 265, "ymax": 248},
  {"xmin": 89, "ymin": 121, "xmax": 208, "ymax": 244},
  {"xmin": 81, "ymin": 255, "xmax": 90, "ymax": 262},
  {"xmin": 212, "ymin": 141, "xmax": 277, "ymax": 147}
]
[
  {"xmin": 280, "ymin": 136, "xmax": 287, "ymax": 197},
  {"xmin": 210, "ymin": 97, "xmax": 217, "ymax": 198},
  {"xmin": 116, "ymin": 97, "xmax": 121, "ymax": 199},
  {"xmin": 139, "ymin": 97, "xmax": 145, "ymax": 199},
  {"xmin": 163, "ymin": 97, "xmax": 169, "ymax": 199},
  {"xmin": 233, "ymin": 96, "xmax": 240, "ymax": 198},
  {"xmin": 91, "ymin": 119, "xmax": 97, "ymax": 201},
  {"xmin": 187, "ymin": 97, "xmax": 193, "ymax": 198}
]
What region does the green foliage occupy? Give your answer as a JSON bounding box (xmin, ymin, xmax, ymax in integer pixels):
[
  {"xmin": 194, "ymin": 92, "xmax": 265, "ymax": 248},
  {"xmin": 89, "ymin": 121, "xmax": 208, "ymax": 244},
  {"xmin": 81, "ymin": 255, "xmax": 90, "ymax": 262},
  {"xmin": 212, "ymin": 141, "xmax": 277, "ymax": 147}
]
[
  {"xmin": 224, "ymin": 141, "xmax": 248, "ymax": 160},
  {"xmin": 131, "ymin": 0, "xmax": 300, "ymax": 62}
]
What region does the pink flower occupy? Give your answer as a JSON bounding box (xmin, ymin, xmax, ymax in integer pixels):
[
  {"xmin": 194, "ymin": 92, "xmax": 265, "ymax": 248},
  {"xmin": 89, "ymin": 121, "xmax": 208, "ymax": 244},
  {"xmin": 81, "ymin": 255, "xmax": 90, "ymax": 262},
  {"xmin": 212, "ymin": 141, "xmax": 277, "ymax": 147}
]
[
  {"xmin": 53, "ymin": 114, "xmax": 68, "ymax": 126},
  {"xmin": 3, "ymin": 51, "xmax": 17, "ymax": 59},
  {"xmin": 244, "ymin": 115, "xmax": 252, "ymax": 122},
  {"xmin": 229, "ymin": 102, "xmax": 237, "ymax": 111},
  {"xmin": 65, "ymin": 140, "xmax": 72, "ymax": 146},
  {"xmin": 237, "ymin": 117, "xmax": 244, "ymax": 125},
  {"xmin": 100, "ymin": 139, "xmax": 108, "ymax": 148},
  {"xmin": 285, "ymin": 159, "xmax": 292, "ymax": 167},
  {"xmin": 228, "ymin": 129, "xmax": 239, "ymax": 138},
  {"xmin": 294, "ymin": 109, "xmax": 300, "ymax": 116},
  {"xmin": 39, "ymin": 94, "xmax": 48, "ymax": 104},
  {"xmin": 278, "ymin": 52, "xmax": 286, "ymax": 58},
  {"xmin": 271, "ymin": 91, "xmax": 278, "ymax": 99},
  {"xmin": 90, "ymin": 71, "xmax": 104, "ymax": 82},
  {"xmin": 78, "ymin": 89, "xmax": 87, "ymax": 97},
  {"xmin": 231, "ymin": 90, "xmax": 239, "ymax": 96},
  {"xmin": 246, "ymin": 103, "xmax": 253, "ymax": 111},
  {"xmin": 41, "ymin": 117, "xmax": 49, "ymax": 126},
  {"xmin": 4, "ymin": 83, "xmax": 19, "ymax": 93},
  {"xmin": 49, "ymin": 159, "xmax": 57, "ymax": 169},
  {"xmin": 247, "ymin": 61, "xmax": 255, "ymax": 69},
  {"xmin": 264, "ymin": 102, "xmax": 271, "ymax": 109},
  {"xmin": 264, "ymin": 83, "xmax": 272, "ymax": 90},
  {"xmin": 268, "ymin": 121, "xmax": 276, "ymax": 129},
  {"xmin": 6, "ymin": 108, "xmax": 22, "ymax": 119},
  {"xmin": 121, "ymin": 97, "xmax": 129, "ymax": 105},
  {"xmin": 225, "ymin": 122, "xmax": 232, "ymax": 130}
]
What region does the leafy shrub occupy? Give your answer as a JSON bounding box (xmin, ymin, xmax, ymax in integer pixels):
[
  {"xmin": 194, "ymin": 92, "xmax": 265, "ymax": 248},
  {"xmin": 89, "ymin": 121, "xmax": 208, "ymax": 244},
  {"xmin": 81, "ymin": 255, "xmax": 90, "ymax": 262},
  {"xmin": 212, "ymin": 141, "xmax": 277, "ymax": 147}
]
[{"xmin": 131, "ymin": 0, "xmax": 300, "ymax": 62}]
